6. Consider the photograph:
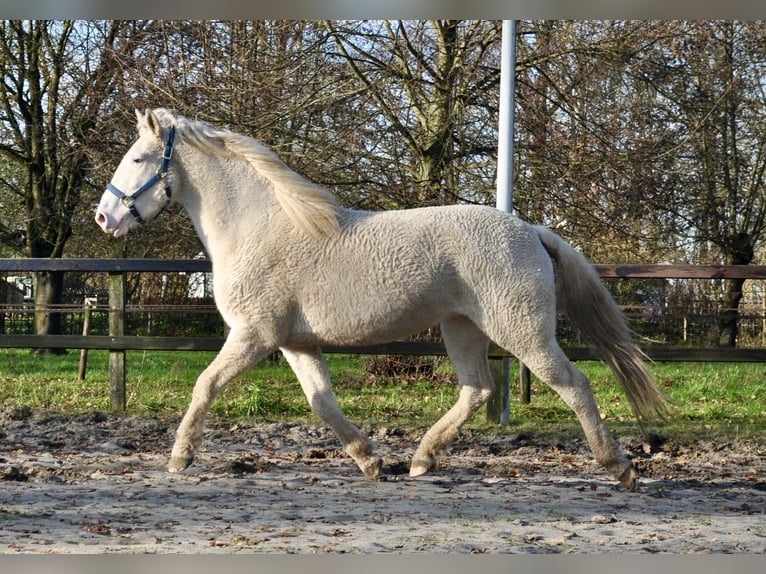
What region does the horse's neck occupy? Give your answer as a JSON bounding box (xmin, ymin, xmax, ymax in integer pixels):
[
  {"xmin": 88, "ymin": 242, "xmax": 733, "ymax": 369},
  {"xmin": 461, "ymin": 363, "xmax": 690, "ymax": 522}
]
[{"xmin": 178, "ymin": 152, "xmax": 277, "ymax": 263}]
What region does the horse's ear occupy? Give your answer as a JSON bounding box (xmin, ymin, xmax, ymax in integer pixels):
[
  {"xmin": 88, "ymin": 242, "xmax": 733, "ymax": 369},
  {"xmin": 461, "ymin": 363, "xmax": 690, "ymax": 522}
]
[
  {"xmin": 134, "ymin": 109, "xmax": 145, "ymax": 132},
  {"xmin": 135, "ymin": 108, "xmax": 162, "ymax": 138},
  {"xmin": 145, "ymin": 109, "xmax": 162, "ymax": 138}
]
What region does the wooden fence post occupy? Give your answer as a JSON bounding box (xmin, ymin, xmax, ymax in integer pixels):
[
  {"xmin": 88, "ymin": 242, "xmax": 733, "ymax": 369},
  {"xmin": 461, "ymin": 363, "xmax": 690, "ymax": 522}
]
[
  {"xmin": 78, "ymin": 297, "xmax": 97, "ymax": 380},
  {"xmin": 108, "ymin": 272, "xmax": 127, "ymax": 412},
  {"xmin": 486, "ymin": 357, "xmax": 511, "ymax": 424},
  {"xmin": 519, "ymin": 363, "xmax": 531, "ymax": 403}
]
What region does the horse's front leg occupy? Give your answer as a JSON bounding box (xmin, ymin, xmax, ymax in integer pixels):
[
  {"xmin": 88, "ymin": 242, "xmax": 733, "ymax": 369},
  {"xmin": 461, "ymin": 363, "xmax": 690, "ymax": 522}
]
[
  {"xmin": 281, "ymin": 346, "xmax": 382, "ymax": 480},
  {"xmin": 410, "ymin": 317, "xmax": 495, "ymax": 476},
  {"xmin": 168, "ymin": 330, "xmax": 270, "ymax": 472}
]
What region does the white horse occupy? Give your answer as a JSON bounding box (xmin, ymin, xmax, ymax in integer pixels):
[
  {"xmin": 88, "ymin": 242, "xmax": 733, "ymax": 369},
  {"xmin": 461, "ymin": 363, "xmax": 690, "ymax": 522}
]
[{"xmin": 96, "ymin": 108, "xmax": 668, "ymax": 490}]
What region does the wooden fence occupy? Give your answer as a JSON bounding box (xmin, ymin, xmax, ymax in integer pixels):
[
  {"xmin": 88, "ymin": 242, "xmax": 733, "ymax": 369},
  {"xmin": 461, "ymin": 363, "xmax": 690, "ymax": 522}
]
[{"xmin": 2, "ymin": 258, "xmax": 766, "ymax": 415}]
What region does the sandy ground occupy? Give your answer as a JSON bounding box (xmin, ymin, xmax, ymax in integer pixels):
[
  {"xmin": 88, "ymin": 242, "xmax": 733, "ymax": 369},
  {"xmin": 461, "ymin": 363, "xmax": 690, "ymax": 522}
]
[{"xmin": 0, "ymin": 405, "xmax": 764, "ymax": 554}]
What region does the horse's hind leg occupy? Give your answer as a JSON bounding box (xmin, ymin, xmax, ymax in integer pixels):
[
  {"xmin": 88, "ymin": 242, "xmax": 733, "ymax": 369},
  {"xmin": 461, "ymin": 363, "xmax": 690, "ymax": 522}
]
[
  {"xmin": 517, "ymin": 345, "xmax": 636, "ymax": 489},
  {"xmin": 410, "ymin": 316, "xmax": 495, "ymax": 477},
  {"xmin": 169, "ymin": 328, "xmax": 269, "ymax": 472},
  {"xmin": 281, "ymin": 346, "xmax": 382, "ymax": 480}
]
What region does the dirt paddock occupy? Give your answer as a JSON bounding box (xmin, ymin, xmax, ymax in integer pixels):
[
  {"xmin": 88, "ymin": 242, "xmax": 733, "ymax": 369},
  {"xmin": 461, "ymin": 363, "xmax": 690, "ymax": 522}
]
[{"xmin": 1, "ymin": 405, "xmax": 764, "ymax": 554}]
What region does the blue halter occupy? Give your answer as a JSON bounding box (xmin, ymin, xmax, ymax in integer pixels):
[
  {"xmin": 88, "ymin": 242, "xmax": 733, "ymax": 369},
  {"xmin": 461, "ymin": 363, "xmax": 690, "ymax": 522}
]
[{"xmin": 106, "ymin": 125, "xmax": 176, "ymax": 225}]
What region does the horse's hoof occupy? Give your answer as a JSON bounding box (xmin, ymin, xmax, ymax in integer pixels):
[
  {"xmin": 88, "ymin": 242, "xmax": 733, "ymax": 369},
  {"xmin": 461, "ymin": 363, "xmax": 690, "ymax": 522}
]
[
  {"xmin": 618, "ymin": 464, "xmax": 637, "ymax": 491},
  {"xmin": 168, "ymin": 456, "xmax": 193, "ymax": 473},
  {"xmin": 361, "ymin": 457, "xmax": 383, "ymax": 481},
  {"xmin": 409, "ymin": 464, "xmax": 430, "ymax": 478},
  {"xmin": 409, "ymin": 454, "xmax": 435, "ymax": 477}
]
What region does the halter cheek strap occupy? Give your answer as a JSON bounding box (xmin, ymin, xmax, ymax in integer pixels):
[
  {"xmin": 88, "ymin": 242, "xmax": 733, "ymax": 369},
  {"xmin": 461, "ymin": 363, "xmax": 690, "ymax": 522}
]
[{"xmin": 106, "ymin": 125, "xmax": 176, "ymax": 225}]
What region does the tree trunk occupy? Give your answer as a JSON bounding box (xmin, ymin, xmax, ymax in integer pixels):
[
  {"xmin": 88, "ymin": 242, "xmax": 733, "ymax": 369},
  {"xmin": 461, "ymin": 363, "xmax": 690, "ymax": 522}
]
[
  {"xmin": 32, "ymin": 270, "xmax": 66, "ymax": 354},
  {"xmin": 718, "ymin": 277, "xmax": 745, "ymax": 347},
  {"xmin": 717, "ymin": 233, "xmax": 755, "ymax": 347}
]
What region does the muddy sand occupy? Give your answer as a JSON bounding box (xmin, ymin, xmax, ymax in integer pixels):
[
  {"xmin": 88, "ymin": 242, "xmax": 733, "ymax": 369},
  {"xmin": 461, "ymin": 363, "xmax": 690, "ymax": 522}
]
[{"xmin": 1, "ymin": 405, "xmax": 764, "ymax": 554}]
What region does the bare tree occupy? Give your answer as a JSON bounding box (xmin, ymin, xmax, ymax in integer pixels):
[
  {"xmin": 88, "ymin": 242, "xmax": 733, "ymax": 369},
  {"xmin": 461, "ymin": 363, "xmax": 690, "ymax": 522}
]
[
  {"xmin": 0, "ymin": 20, "xmax": 140, "ymax": 344},
  {"xmin": 640, "ymin": 21, "xmax": 766, "ymax": 346},
  {"xmin": 513, "ymin": 20, "xmax": 766, "ymax": 346},
  {"xmin": 514, "ymin": 21, "xmax": 683, "ymax": 261},
  {"xmin": 324, "ymin": 20, "xmax": 501, "ymax": 209}
]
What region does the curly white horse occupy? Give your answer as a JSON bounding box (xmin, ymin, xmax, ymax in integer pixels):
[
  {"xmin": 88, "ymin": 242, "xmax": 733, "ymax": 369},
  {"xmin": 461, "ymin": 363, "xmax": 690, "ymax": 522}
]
[{"xmin": 96, "ymin": 109, "xmax": 668, "ymax": 489}]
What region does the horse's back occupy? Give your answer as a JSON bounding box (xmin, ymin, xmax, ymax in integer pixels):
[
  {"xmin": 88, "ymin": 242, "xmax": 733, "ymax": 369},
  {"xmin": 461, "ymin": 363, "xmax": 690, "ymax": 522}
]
[
  {"xmin": 339, "ymin": 204, "xmax": 537, "ymax": 257},
  {"xmin": 337, "ymin": 205, "xmax": 551, "ymax": 287}
]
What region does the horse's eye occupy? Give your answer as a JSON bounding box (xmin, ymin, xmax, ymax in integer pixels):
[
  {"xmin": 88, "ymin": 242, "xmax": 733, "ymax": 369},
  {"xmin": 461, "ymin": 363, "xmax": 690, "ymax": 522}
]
[{"xmin": 132, "ymin": 158, "xmax": 142, "ymax": 164}]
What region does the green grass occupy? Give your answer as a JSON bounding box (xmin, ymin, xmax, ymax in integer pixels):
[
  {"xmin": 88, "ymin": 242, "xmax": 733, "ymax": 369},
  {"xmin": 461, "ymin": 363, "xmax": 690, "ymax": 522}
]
[{"xmin": 0, "ymin": 348, "xmax": 764, "ymax": 440}]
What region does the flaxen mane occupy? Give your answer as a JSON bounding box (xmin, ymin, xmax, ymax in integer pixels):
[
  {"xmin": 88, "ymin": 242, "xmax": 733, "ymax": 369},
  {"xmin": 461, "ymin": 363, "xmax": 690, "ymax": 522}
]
[{"xmin": 151, "ymin": 108, "xmax": 340, "ymax": 239}]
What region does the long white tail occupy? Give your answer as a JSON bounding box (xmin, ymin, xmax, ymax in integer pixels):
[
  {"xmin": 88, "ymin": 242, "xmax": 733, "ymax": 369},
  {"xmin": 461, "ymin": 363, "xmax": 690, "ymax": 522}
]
[{"xmin": 535, "ymin": 226, "xmax": 670, "ymax": 422}]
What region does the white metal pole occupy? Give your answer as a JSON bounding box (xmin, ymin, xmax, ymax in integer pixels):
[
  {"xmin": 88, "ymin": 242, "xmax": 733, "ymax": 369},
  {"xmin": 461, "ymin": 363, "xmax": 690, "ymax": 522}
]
[
  {"xmin": 496, "ymin": 19, "xmax": 516, "ymax": 215},
  {"xmin": 495, "ymin": 20, "xmax": 517, "ymax": 425}
]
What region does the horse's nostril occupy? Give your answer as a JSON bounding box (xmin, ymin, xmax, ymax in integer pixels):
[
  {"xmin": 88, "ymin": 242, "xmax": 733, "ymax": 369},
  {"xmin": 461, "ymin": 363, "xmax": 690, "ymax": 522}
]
[{"xmin": 95, "ymin": 211, "xmax": 107, "ymax": 227}]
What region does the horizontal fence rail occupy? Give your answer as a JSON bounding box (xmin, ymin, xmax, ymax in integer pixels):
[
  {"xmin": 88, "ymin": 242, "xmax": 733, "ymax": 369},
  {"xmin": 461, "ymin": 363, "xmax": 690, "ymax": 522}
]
[
  {"xmin": 3, "ymin": 258, "xmax": 766, "ymax": 413},
  {"xmin": 4, "ymin": 335, "xmax": 766, "ymax": 363},
  {"xmin": 5, "ymin": 258, "xmax": 766, "ymax": 276},
  {"xmin": 593, "ymin": 264, "xmax": 766, "ymax": 279}
]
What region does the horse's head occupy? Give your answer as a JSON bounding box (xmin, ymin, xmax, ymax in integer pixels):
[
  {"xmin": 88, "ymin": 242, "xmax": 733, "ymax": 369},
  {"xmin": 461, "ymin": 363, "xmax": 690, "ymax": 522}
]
[{"xmin": 95, "ymin": 109, "xmax": 176, "ymax": 237}]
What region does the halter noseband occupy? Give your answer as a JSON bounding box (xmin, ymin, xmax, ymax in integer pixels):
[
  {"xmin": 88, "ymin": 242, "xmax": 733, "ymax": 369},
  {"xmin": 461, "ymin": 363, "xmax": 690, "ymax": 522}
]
[{"xmin": 106, "ymin": 125, "xmax": 176, "ymax": 225}]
